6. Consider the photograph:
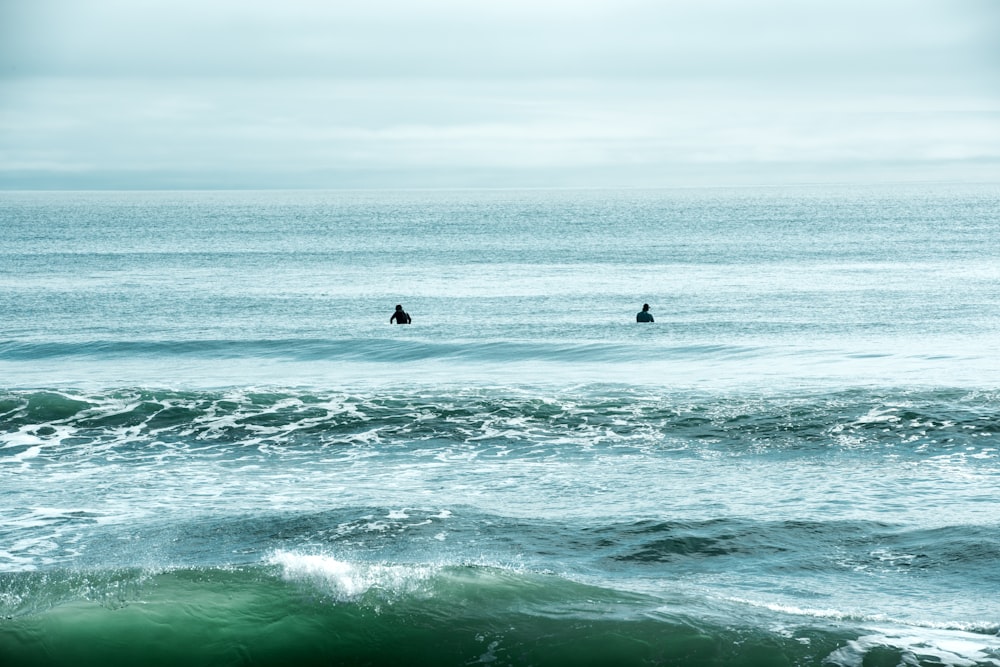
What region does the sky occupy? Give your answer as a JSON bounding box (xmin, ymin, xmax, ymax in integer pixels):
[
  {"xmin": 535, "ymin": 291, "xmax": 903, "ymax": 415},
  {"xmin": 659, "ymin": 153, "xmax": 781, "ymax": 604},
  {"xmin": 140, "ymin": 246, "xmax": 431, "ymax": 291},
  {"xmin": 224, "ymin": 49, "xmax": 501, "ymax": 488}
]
[{"xmin": 1, "ymin": 0, "xmax": 998, "ymax": 189}]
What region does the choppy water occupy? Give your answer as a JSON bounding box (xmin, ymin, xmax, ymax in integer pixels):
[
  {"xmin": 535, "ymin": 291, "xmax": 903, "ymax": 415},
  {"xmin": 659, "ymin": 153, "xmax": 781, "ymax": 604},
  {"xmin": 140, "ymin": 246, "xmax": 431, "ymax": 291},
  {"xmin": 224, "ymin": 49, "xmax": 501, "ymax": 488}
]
[{"xmin": 2, "ymin": 186, "xmax": 999, "ymax": 666}]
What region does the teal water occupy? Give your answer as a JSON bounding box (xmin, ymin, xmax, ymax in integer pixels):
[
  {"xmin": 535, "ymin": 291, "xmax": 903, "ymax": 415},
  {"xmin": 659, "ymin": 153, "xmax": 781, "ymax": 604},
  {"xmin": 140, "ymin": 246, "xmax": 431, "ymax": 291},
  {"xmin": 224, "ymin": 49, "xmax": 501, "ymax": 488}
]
[{"xmin": 2, "ymin": 186, "xmax": 999, "ymax": 666}]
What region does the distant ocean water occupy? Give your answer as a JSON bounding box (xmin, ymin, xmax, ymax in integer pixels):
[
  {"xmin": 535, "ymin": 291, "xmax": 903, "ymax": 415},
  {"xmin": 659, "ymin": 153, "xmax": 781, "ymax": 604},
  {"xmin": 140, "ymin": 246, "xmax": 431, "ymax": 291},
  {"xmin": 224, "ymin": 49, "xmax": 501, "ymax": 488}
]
[{"xmin": 2, "ymin": 185, "xmax": 999, "ymax": 666}]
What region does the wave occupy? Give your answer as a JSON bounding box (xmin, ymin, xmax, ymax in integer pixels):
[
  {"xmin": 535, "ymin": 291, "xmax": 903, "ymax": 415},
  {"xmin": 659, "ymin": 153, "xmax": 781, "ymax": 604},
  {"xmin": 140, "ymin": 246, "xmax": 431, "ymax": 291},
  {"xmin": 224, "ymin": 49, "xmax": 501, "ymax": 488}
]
[
  {"xmin": 587, "ymin": 517, "xmax": 1000, "ymax": 568},
  {"xmin": 4, "ymin": 336, "xmax": 994, "ymax": 392},
  {"xmin": 2, "ymin": 555, "xmax": 998, "ymax": 667},
  {"xmin": 2, "ymin": 386, "xmax": 998, "ymax": 460},
  {"xmin": 5, "ymin": 502, "xmax": 998, "ymax": 608},
  {"xmin": 0, "ymin": 337, "xmax": 766, "ymax": 364}
]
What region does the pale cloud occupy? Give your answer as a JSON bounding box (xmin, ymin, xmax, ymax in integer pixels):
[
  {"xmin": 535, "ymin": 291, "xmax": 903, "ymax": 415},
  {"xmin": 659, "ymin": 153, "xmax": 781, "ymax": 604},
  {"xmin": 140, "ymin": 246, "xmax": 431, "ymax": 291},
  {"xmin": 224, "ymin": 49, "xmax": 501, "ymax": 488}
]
[
  {"xmin": 1, "ymin": 0, "xmax": 998, "ymax": 188},
  {"xmin": 5, "ymin": 0, "xmax": 997, "ymax": 82}
]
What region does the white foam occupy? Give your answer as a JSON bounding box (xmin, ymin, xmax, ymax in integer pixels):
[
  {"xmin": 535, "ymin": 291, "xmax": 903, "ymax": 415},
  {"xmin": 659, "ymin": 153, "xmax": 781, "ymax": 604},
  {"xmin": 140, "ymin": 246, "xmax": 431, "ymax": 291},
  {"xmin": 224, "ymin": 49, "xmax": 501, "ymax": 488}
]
[
  {"xmin": 1, "ymin": 431, "xmax": 44, "ymax": 448},
  {"xmin": 726, "ymin": 596, "xmax": 868, "ymax": 622},
  {"xmin": 727, "ymin": 596, "xmax": 1000, "ymax": 666},
  {"xmin": 826, "ymin": 627, "xmax": 1000, "ymax": 667},
  {"xmin": 855, "ymin": 408, "xmax": 901, "ymax": 425},
  {"xmin": 8, "ymin": 445, "xmax": 41, "ymax": 462},
  {"xmin": 0, "ymin": 549, "xmax": 39, "ymax": 571},
  {"xmin": 728, "ymin": 596, "xmax": 1000, "ymax": 634},
  {"xmin": 268, "ymin": 550, "xmax": 437, "ymax": 600}
]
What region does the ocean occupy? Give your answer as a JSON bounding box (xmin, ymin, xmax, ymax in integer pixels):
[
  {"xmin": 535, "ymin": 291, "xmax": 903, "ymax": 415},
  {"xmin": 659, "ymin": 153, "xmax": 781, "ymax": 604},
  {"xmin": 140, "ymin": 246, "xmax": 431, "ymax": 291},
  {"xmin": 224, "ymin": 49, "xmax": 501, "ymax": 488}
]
[{"xmin": 1, "ymin": 185, "xmax": 999, "ymax": 666}]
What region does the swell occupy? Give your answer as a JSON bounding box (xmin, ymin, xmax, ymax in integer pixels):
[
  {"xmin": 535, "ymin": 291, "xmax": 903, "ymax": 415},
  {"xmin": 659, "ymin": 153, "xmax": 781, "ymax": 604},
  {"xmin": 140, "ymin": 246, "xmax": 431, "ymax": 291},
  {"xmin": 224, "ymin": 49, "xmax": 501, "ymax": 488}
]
[
  {"xmin": 0, "ymin": 337, "xmax": 764, "ymax": 364},
  {"xmin": 587, "ymin": 518, "xmax": 1000, "ymax": 580}
]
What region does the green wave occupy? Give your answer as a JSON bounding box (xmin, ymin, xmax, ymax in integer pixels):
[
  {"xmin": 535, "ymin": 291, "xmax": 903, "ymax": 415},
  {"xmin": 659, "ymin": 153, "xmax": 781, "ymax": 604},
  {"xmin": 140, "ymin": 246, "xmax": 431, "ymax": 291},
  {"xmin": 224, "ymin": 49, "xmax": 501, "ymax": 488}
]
[{"xmin": 3, "ymin": 561, "xmax": 998, "ymax": 667}]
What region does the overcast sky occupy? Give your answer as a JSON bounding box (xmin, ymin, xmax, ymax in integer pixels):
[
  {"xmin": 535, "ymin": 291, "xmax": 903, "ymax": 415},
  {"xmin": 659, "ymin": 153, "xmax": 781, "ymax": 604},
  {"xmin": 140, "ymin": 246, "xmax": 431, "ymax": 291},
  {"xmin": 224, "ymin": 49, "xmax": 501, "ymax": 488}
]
[{"xmin": 2, "ymin": 0, "xmax": 998, "ymax": 189}]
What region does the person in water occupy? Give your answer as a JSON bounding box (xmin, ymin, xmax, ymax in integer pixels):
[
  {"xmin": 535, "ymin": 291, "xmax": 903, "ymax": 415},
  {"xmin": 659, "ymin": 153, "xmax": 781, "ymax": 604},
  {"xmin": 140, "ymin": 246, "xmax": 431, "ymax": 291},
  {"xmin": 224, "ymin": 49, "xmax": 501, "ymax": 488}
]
[
  {"xmin": 636, "ymin": 303, "xmax": 654, "ymax": 322},
  {"xmin": 390, "ymin": 304, "xmax": 412, "ymax": 324}
]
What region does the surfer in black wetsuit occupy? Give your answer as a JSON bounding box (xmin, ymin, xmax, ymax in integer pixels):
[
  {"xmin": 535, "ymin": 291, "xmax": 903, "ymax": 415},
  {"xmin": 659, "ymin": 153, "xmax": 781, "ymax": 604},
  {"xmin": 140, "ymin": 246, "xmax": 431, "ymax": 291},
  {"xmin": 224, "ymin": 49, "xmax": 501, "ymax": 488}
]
[
  {"xmin": 636, "ymin": 303, "xmax": 654, "ymax": 322},
  {"xmin": 390, "ymin": 304, "xmax": 412, "ymax": 324}
]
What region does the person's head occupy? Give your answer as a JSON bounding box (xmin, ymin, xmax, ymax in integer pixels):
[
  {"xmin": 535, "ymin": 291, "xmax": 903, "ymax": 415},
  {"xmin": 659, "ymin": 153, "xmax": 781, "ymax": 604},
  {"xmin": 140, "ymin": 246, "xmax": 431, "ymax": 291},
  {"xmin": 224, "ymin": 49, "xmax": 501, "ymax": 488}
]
[
  {"xmin": 642, "ymin": 303, "xmax": 650, "ymax": 311},
  {"xmin": 395, "ymin": 304, "xmax": 403, "ymax": 311}
]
